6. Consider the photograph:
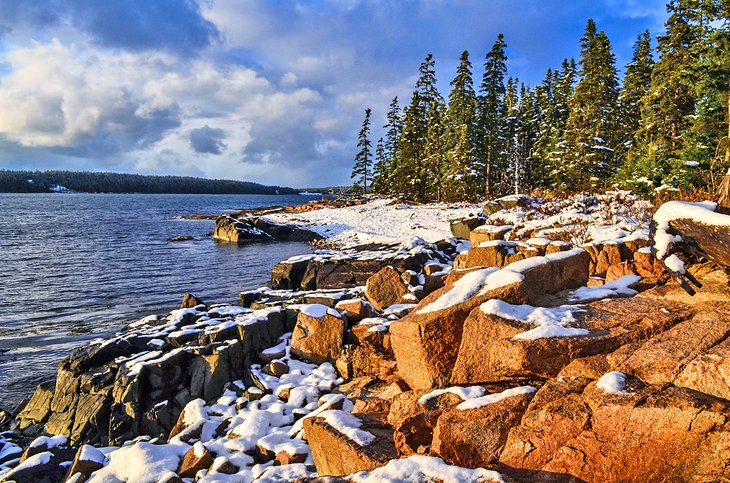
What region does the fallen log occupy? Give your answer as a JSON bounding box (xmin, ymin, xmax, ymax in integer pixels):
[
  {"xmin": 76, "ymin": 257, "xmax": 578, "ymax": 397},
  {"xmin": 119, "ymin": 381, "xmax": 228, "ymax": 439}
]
[{"xmin": 651, "ymin": 189, "xmax": 730, "ymax": 295}]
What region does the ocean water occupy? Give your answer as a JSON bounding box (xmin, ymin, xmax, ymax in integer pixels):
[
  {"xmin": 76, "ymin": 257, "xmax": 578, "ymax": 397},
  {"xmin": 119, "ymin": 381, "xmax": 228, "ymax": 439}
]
[{"xmin": 0, "ymin": 193, "xmax": 316, "ymax": 409}]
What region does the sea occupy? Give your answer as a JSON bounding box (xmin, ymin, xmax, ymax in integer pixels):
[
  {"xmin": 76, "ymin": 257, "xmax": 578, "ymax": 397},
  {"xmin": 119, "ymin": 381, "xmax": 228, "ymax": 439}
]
[{"xmin": 0, "ymin": 193, "xmax": 317, "ymax": 410}]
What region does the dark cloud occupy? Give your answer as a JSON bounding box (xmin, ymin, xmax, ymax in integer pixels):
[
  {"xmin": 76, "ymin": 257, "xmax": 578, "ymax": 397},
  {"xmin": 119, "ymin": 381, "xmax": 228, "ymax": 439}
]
[
  {"xmin": 190, "ymin": 125, "xmax": 227, "ymax": 155},
  {"xmin": 0, "ymin": 0, "xmax": 219, "ymax": 54}
]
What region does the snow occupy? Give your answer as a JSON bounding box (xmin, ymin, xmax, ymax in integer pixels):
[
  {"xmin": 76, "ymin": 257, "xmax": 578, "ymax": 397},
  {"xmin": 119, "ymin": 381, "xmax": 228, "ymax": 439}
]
[
  {"xmin": 652, "ymin": 200, "xmax": 726, "ymax": 261},
  {"xmin": 418, "ymin": 267, "xmax": 493, "ymax": 313},
  {"xmin": 456, "ymin": 386, "xmax": 537, "ymax": 410},
  {"xmin": 257, "ymin": 463, "xmax": 316, "ymax": 482},
  {"xmin": 596, "ymin": 371, "xmax": 634, "ymax": 395},
  {"xmin": 0, "ymin": 451, "xmax": 52, "ymax": 480},
  {"xmin": 265, "ymin": 198, "xmax": 478, "ymax": 248},
  {"xmin": 78, "ymin": 444, "xmax": 106, "ymax": 465},
  {"xmin": 663, "ymin": 254, "xmax": 686, "ymax": 274},
  {"xmin": 418, "ymin": 386, "xmax": 486, "ymax": 405},
  {"xmin": 295, "ymin": 303, "xmax": 341, "ymax": 319},
  {"xmin": 567, "ymin": 275, "xmax": 641, "ymax": 303},
  {"xmin": 481, "ymin": 300, "xmax": 588, "ymax": 340},
  {"xmin": 87, "ymin": 442, "xmax": 189, "ymax": 483},
  {"xmin": 318, "ymin": 410, "xmax": 376, "ymax": 447},
  {"xmin": 29, "ymin": 434, "xmax": 67, "ymax": 449},
  {"xmin": 349, "ymin": 455, "xmax": 505, "ymax": 483},
  {"xmin": 684, "ymin": 161, "xmax": 700, "ymax": 167}
]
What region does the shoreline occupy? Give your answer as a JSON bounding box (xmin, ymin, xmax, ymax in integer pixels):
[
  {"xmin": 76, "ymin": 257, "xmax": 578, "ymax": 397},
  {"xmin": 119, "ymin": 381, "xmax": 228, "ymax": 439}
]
[{"xmin": 2, "ymin": 192, "xmax": 729, "ymax": 482}]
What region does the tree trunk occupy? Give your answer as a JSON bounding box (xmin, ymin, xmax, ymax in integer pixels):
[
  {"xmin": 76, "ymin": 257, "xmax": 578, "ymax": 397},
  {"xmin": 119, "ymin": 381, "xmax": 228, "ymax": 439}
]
[
  {"xmin": 718, "ymin": 174, "xmax": 730, "ymax": 215},
  {"xmin": 670, "ymin": 217, "xmax": 730, "ymax": 268}
]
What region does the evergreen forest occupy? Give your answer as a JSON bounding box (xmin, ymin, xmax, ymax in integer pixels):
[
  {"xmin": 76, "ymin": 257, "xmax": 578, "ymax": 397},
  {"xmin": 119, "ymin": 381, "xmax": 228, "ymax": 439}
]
[
  {"xmin": 351, "ymin": 0, "xmax": 729, "ymax": 201},
  {"xmin": 0, "ymin": 170, "xmax": 297, "ymax": 195}
]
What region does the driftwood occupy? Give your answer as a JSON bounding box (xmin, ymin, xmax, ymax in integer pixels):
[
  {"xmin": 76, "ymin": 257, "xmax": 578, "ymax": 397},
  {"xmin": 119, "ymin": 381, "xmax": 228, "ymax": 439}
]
[{"xmin": 653, "ymin": 174, "xmax": 730, "ymax": 295}]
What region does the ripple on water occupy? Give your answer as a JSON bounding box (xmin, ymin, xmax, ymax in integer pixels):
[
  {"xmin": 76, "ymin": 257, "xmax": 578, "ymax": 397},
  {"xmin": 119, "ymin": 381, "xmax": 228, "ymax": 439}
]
[{"xmin": 0, "ymin": 193, "xmax": 314, "ymax": 409}]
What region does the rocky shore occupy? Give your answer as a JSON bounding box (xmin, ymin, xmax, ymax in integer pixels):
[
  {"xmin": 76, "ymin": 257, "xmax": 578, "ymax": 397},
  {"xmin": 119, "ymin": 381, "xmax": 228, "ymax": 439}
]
[{"xmin": 1, "ymin": 192, "xmax": 729, "ymax": 482}]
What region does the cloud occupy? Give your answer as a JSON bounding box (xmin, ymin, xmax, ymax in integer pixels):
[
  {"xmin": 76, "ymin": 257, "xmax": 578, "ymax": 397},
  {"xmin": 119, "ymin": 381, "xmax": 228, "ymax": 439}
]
[
  {"xmin": 0, "ymin": 0, "xmax": 220, "ymax": 54},
  {"xmin": 0, "ymin": 0, "xmax": 671, "ymax": 187},
  {"xmin": 190, "ymin": 125, "xmax": 227, "ymax": 154}
]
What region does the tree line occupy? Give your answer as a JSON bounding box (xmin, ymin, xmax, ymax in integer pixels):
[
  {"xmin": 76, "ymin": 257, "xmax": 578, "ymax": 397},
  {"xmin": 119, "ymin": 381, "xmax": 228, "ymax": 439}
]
[
  {"xmin": 0, "ymin": 170, "xmax": 298, "ymax": 195},
  {"xmin": 351, "ymin": 0, "xmax": 729, "ymax": 201}
]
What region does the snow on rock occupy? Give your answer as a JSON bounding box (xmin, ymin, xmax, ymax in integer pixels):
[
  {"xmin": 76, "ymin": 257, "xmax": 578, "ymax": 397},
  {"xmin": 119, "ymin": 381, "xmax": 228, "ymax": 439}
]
[
  {"xmin": 317, "ymin": 410, "xmax": 376, "ymax": 447},
  {"xmin": 348, "ymin": 454, "xmax": 505, "ymax": 482},
  {"xmin": 418, "ymin": 386, "xmax": 487, "ymax": 405},
  {"xmin": 456, "ymin": 386, "xmax": 537, "ymax": 410},
  {"xmin": 418, "ymin": 268, "xmax": 523, "ymax": 314},
  {"xmin": 0, "ymin": 451, "xmax": 53, "ymax": 480},
  {"xmin": 567, "ymin": 275, "xmax": 641, "ymax": 303},
  {"xmin": 480, "ymin": 300, "xmax": 588, "ymax": 340},
  {"xmin": 294, "ymin": 303, "xmax": 341, "ymax": 319},
  {"xmin": 265, "ymin": 198, "xmax": 478, "ymax": 248},
  {"xmin": 652, "ymin": 200, "xmax": 727, "ymax": 261},
  {"xmin": 663, "ymin": 254, "xmax": 686, "ymax": 274},
  {"xmin": 87, "ymin": 442, "xmax": 189, "ymax": 483},
  {"xmin": 596, "ymin": 371, "xmax": 634, "ymax": 395},
  {"xmin": 486, "ymin": 191, "xmax": 651, "ymax": 245}
]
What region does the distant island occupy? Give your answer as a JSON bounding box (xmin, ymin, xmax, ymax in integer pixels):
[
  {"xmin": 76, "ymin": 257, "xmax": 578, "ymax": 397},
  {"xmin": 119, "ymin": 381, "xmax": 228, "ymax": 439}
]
[{"xmin": 0, "ymin": 169, "xmax": 299, "ymax": 195}]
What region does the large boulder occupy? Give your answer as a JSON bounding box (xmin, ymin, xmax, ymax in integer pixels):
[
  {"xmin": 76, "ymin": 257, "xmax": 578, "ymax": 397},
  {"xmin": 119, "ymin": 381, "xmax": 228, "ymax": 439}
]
[
  {"xmin": 500, "ymin": 374, "xmax": 730, "ymax": 482},
  {"xmin": 451, "ymin": 296, "xmax": 694, "ymax": 384},
  {"xmin": 364, "ymin": 266, "xmax": 410, "ymax": 311},
  {"xmin": 303, "ymin": 410, "xmax": 397, "ymax": 476},
  {"xmin": 389, "ymin": 267, "xmax": 527, "ymax": 390},
  {"xmin": 291, "ymin": 305, "xmax": 346, "ymax": 364},
  {"xmin": 387, "ymin": 390, "xmax": 464, "ymax": 456},
  {"xmin": 449, "ymin": 215, "xmax": 485, "ymax": 239},
  {"xmin": 431, "ymin": 387, "xmax": 534, "ymax": 468},
  {"xmin": 469, "ymin": 225, "xmax": 513, "ymax": 246},
  {"xmin": 213, "ymin": 215, "xmax": 272, "ymax": 244},
  {"xmin": 460, "ymin": 241, "xmax": 537, "ymax": 269},
  {"xmin": 505, "ymin": 248, "xmax": 591, "ymax": 304}
]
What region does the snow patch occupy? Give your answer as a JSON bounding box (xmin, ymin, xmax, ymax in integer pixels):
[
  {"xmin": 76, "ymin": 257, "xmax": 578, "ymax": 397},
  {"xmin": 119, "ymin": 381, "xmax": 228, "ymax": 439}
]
[
  {"xmin": 596, "ymin": 371, "xmax": 634, "ymax": 395},
  {"xmin": 457, "ymin": 386, "xmax": 537, "ymax": 410},
  {"xmin": 481, "ymin": 300, "xmax": 588, "ymax": 340}
]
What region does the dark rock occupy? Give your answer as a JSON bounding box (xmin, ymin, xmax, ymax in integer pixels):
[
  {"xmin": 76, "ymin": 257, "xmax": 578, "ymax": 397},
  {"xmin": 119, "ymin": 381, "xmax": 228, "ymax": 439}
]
[
  {"xmin": 180, "ymin": 292, "xmax": 205, "ymax": 309},
  {"xmin": 167, "ymin": 236, "xmax": 194, "ymax": 242}
]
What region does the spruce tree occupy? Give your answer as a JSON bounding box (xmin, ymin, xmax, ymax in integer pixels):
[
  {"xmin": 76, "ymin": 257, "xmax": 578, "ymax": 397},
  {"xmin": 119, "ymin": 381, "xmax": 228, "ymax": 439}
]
[
  {"xmin": 371, "ymin": 137, "xmax": 387, "ymax": 194},
  {"xmin": 618, "ymin": 30, "xmax": 654, "ymax": 153},
  {"xmin": 680, "ymin": 0, "xmax": 729, "ymax": 189},
  {"xmin": 533, "ymin": 58, "xmax": 577, "ymax": 189},
  {"xmin": 351, "ymin": 108, "xmax": 372, "ymax": 194},
  {"xmin": 443, "ymin": 51, "xmax": 479, "ymax": 199},
  {"xmin": 478, "ymin": 34, "xmax": 509, "ymax": 198},
  {"xmin": 393, "ymin": 54, "xmax": 442, "ymax": 201},
  {"xmin": 631, "ymin": 0, "xmax": 701, "ymax": 189},
  {"xmin": 614, "ymin": 31, "xmax": 655, "ymax": 192},
  {"xmin": 394, "ymin": 92, "xmax": 427, "ymax": 200},
  {"xmin": 561, "ymin": 20, "xmax": 620, "ymax": 191},
  {"xmin": 423, "ymin": 101, "xmax": 448, "ymax": 201},
  {"xmin": 380, "ymin": 97, "xmax": 403, "ymax": 194}
]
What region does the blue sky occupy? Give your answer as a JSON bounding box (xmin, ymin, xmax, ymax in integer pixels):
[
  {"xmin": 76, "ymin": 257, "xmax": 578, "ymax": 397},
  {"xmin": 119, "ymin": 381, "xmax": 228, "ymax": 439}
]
[{"xmin": 0, "ymin": 0, "xmax": 668, "ymax": 188}]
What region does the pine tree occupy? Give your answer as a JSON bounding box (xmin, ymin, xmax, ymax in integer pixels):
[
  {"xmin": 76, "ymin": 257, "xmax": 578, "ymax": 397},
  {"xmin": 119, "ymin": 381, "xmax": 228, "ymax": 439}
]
[
  {"xmin": 478, "ymin": 34, "xmax": 508, "ymax": 197},
  {"xmin": 393, "ymin": 54, "xmax": 442, "ymax": 201},
  {"xmin": 443, "ymin": 51, "xmax": 479, "ymax": 199},
  {"xmin": 351, "ymin": 108, "xmax": 372, "ymax": 194},
  {"xmin": 618, "ymin": 30, "xmax": 654, "ymax": 155},
  {"xmin": 371, "ymin": 137, "xmax": 388, "ymax": 194},
  {"xmin": 680, "ymin": 0, "xmax": 729, "ymax": 189},
  {"xmin": 423, "ymin": 101, "xmax": 448, "ymax": 201},
  {"xmin": 561, "ymin": 19, "xmax": 620, "ymax": 191},
  {"xmin": 631, "ymin": 0, "xmax": 701, "ymax": 189},
  {"xmin": 614, "ymin": 31, "xmax": 655, "ymax": 193},
  {"xmin": 383, "ymin": 97, "xmax": 403, "ymax": 164},
  {"xmin": 533, "ymin": 58, "xmax": 577, "ymax": 189},
  {"xmin": 394, "ymin": 92, "xmax": 427, "ymax": 200}
]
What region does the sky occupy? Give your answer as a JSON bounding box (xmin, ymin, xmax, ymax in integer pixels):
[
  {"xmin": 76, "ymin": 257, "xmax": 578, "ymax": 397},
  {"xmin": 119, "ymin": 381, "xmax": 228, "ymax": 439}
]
[{"xmin": 0, "ymin": 0, "xmax": 670, "ymax": 188}]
